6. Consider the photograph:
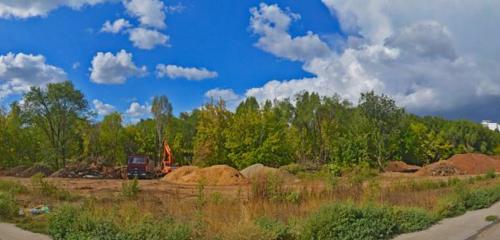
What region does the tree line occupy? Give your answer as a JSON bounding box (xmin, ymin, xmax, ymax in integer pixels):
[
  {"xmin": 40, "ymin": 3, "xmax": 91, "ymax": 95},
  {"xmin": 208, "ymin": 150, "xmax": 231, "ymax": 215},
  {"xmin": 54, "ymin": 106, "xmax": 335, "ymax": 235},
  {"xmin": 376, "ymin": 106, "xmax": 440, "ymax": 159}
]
[{"xmin": 1, "ymin": 81, "xmax": 499, "ymax": 170}]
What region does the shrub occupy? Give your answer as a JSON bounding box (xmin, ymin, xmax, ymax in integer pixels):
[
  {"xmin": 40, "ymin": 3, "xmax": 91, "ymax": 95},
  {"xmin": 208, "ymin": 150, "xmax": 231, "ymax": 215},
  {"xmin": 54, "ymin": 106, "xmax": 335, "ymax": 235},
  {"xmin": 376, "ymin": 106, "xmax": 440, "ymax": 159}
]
[
  {"xmin": 280, "ymin": 163, "xmax": 305, "ymax": 175},
  {"xmin": 436, "ymin": 185, "xmax": 500, "ymax": 218},
  {"xmin": 121, "ymin": 178, "xmax": 139, "ymax": 198},
  {"xmin": 301, "ymin": 203, "xmax": 438, "ymax": 240},
  {"xmin": 301, "ymin": 203, "xmax": 397, "ymax": 240},
  {"xmin": 255, "ymin": 217, "xmax": 294, "ymax": 240},
  {"xmin": 48, "ymin": 205, "xmax": 79, "ymax": 240},
  {"xmin": 48, "ymin": 204, "xmax": 192, "ymax": 240},
  {"xmin": 0, "ymin": 191, "xmax": 18, "ymax": 220},
  {"xmin": 391, "ymin": 207, "xmax": 436, "ymax": 233},
  {"xmin": 251, "ymin": 173, "xmax": 301, "ymax": 203}
]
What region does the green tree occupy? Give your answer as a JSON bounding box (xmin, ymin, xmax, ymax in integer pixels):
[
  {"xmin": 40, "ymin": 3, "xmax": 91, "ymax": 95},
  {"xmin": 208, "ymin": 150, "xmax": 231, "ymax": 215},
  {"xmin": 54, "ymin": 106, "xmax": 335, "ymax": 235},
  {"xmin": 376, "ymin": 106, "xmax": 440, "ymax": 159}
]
[
  {"xmin": 99, "ymin": 112, "xmax": 126, "ymax": 165},
  {"xmin": 193, "ymin": 100, "xmax": 231, "ymax": 166},
  {"xmin": 23, "ymin": 81, "xmax": 88, "ymax": 169},
  {"xmin": 151, "ymin": 95, "xmax": 173, "ymax": 165}
]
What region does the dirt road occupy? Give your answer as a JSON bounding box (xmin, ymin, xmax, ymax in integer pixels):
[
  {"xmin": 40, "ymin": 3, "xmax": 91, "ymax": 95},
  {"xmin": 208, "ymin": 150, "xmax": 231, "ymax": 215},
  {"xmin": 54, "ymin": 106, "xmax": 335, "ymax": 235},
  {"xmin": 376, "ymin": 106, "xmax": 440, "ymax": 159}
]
[
  {"xmin": 0, "ymin": 223, "xmax": 50, "ymax": 240},
  {"xmin": 394, "ymin": 201, "xmax": 500, "ymax": 240}
]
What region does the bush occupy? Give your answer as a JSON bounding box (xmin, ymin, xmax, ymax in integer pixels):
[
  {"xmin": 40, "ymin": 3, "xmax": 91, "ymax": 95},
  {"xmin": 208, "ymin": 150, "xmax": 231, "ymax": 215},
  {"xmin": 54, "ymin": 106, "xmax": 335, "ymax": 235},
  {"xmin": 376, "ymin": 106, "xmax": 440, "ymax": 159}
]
[
  {"xmin": 301, "ymin": 203, "xmax": 397, "ymax": 240},
  {"xmin": 0, "ymin": 191, "xmax": 18, "ymax": 220},
  {"xmin": 391, "ymin": 207, "xmax": 436, "ymax": 233},
  {"xmin": 121, "ymin": 178, "xmax": 139, "ymax": 198},
  {"xmin": 251, "ymin": 173, "xmax": 301, "ymax": 203},
  {"xmin": 280, "ymin": 163, "xmax": 305, "ymax": 175},
  {"xmin": 301, "ymin": 203, "xmax": 438, "ymax": 240},
  {"xmin": 48, "ymin": 204, "xmax": 192, "ymax": 240},
  {"xmin": 484, "ymin": 169, "xmax": 496, "ymax": 179},
  {"xmin": 436, "ymin": 185, "xmax": 500, "ymax": 218},
  {"xmin": 255, "ymin": 217, "xmax": 294, "ymax": 240}
]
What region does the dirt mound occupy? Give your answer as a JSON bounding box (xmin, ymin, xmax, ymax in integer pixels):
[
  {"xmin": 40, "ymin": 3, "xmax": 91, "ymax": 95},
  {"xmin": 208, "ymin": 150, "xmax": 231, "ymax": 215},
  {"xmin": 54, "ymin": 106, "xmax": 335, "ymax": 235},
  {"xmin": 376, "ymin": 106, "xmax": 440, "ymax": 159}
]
[
  {"xmin": 240, "ymin": 164, "xmax": 300, "ymax": 183},
  {"xmin": 163, "ymin": 165, "xmax": 248, "ymax": 185},
  {"xmin": 18, "ymin": 165, "xmax": 53, "ymax": 177},
  {"xmin": 3, "ymin": 166, "xmax": 29, "ymax": 177},
  {"xmin": 50, "ymin": 162, "xmax": 125, "ymax": 179},
  {"xmin": 384, "ymin": 161, "xmax": 421, "ymax": 173},
  {"xmin": 416, "ymin": 153, "xmax": 500, "ymax": 176}
]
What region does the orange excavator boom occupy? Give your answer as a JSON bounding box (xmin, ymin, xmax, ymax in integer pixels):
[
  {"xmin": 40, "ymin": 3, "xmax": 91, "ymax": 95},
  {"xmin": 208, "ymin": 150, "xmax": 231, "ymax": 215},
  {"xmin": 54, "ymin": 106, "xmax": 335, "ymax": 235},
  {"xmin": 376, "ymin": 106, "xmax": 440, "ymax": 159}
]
[{"xmin": 161, "ymin": 139, "xmax": 174, "ymax": 174}]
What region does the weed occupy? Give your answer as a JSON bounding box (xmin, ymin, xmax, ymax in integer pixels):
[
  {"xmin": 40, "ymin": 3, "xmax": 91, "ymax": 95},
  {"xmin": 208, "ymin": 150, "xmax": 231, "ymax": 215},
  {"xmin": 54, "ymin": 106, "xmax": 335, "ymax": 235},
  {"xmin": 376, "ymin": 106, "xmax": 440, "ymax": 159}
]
[
  {"xmin": 484, "ymin": 169, "xmax": 496, "ymax": 179},
  {"xmin": 485, "ymin": 215, "xmax": 498, "ymax": 222},
  {"xmin": 0, "ymin": 180, "xmax": 28, "ymax": 194},
  {"xmin": 255, "ymin": 216, "xmax": 295, "ymax": 240},
  {"xmin": 121, "ymin": 178, "xmax": 139, "ymax": 198},
  {"xmin": 31, "ymin": 173, "xmax": 75, "ymax": 201}
]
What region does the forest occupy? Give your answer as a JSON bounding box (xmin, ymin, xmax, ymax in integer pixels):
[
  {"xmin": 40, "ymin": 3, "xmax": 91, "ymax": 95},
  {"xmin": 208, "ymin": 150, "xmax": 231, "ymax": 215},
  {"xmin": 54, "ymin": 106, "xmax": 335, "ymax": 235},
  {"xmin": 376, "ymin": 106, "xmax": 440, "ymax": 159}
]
[{"xmin": 1, "ymin": 81, "xmax": 499, "ymax": 171}]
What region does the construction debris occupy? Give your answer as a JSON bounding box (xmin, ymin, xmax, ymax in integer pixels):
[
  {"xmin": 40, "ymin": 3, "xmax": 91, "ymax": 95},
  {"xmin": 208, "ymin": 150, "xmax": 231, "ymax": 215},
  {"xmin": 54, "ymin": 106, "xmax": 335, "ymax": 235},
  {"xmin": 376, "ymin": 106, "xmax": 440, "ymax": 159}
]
[
  {"xmin": 163, "ymin": 165, "xmax": 248, "ymax": 185},
  {"xmin": 50, "ymin": 162, "xmax": 126, "ymax": 179}
]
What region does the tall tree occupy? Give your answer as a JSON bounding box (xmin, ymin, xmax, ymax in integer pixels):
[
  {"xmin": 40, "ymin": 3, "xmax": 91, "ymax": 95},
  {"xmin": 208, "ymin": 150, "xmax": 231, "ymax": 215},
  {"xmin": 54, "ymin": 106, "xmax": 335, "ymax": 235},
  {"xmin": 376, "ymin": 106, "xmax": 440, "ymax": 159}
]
[
  {"xmin": 99, "ymin": 112, "xmax": 126, "ymax": 165},
  {"xmin": 151, "ymin": 95, "xmax": 172, "ymax": 165},
  {"xmin": 23, "ymin": 81, "xmax": 88, "ymax": 169}
]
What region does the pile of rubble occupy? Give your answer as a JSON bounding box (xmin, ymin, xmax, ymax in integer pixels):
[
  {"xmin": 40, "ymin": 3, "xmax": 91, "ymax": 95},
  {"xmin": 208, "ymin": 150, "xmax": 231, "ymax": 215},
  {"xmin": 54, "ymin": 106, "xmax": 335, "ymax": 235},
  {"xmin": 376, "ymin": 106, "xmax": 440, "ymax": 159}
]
[{"xmin": 50, "ymin": 162, "xmax": 126, "ymax": 179}]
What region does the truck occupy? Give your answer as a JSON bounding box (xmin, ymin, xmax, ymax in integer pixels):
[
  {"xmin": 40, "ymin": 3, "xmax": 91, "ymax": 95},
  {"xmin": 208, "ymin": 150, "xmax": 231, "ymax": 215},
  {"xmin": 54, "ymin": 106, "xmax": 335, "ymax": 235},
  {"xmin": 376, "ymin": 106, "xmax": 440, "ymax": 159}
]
[{"xmin": 126, "ymin": 140, "xmax": 175, "ymax": 179}]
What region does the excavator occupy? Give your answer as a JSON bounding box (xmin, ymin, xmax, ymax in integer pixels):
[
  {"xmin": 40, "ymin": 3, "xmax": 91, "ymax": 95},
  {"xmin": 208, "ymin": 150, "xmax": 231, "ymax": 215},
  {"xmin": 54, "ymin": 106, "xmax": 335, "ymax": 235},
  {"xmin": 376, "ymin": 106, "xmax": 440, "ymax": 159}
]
[{"xmin": 126, "ymin": 139, "xmax": 175, "ymax": 179}]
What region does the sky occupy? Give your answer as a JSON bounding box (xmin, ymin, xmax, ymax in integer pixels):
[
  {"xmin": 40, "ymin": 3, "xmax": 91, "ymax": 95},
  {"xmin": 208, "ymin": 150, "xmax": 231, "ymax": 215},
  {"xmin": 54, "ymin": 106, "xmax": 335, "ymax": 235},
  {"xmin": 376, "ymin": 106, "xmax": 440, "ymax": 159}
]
[{"xmin": 0, "ymin": 0, "xmax": 499, "ymax": 123}]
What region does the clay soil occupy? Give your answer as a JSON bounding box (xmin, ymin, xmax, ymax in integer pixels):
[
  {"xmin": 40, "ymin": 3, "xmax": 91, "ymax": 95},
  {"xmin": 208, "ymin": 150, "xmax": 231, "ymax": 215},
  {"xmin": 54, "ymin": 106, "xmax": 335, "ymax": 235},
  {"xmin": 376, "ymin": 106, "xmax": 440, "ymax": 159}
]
[{"xmin": 417, "ymin": 153, "xmax": 500, "ymax": 176}]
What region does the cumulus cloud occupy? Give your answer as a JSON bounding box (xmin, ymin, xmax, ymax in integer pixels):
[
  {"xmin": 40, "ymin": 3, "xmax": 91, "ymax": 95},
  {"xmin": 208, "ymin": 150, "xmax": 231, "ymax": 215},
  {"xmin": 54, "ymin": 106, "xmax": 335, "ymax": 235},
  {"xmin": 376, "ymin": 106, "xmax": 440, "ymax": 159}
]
[
  {"xmin": 0, "ymin": 0, "xmax": 111, "ymax": 19},
  {"xmin": 249, "ymin": 3, "xmax": 330, "ymax": 62},
  {"xmin": 125, "ymin": 101, "xmax": 151, "ymax": 122},
  {"xmin": 156, "ymin": 64, "xmax": 218, "ymax": 81},
  {"xmin": 128, "ymin": 28, "xmax": 169, "ymax": 50},
  {"xmin": 244, "ymin": 2, "xmax": 500, "ymax": 118},
  {"xmin": 89, "ymin": 50, "xmax": 146, "ymax": 84},
  {"xmin": 0, "ymin": 52, "xmax": 66, "ymax": 99},
  {"xmin": 205, "ymin": 88, "xmax": 242, "ymax": 110},
  {"xmin": 92, "ymin": 99, "xmax": 115, "ymax": 116},
  {"xmin": 123, "ymin": 0, "xmax": 166, "ymax": 29},
  {"xmin": 101, "ymin": 18, "xmax": 131, "ymax": 33}
]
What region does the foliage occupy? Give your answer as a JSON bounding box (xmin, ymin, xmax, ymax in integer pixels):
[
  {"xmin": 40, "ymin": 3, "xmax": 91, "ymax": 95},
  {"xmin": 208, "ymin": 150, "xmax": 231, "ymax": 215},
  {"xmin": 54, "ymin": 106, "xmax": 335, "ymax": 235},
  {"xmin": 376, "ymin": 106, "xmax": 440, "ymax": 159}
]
[
  {"xmin": 48, "ymin": 204, "xmax": 191, "ymax": 240},
  {"xmin": 2, "ymin": 86, "xmax": 500, "ymax": 172},
  {"xmin": 301, "ymin": 203, "xmax": 437, "ymax": 240},
  {"xmin": 0, "ymin": 191, "xmax": 18, "ymax": 220},
  {"xmin": 436, "ymin": 184, "xmax": 500, "ymax": 218},
  {"xmin": 0, "ymin": 179, "xmax": 28, "ymax": 194},
  {"xmin": 255, "ymin": 217, "xmax": 295, "ymax": 240}
]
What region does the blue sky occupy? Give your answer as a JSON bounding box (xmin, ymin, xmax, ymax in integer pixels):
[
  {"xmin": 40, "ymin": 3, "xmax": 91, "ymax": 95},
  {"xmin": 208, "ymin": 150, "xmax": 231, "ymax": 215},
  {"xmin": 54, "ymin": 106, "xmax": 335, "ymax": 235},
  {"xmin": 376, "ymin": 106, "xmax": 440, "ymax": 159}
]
[{"xmin": 1, "ymin": 0, "xmax": 500, "ymax": 122}]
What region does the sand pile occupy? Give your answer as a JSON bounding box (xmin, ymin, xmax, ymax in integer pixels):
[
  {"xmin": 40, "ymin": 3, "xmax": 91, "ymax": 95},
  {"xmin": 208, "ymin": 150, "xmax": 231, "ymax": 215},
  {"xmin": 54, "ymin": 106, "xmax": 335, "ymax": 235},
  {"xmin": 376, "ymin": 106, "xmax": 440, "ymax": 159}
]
[
  {"xmin": 240, "ymin": 164, "xmax": 300, "ymax": 183},
  {"xmin": 384, "ymin": 161, "xmax": 421, "ymax": 173},
  {"xmin": 416, "ymin": 153, "xmax": 500, "ymax": 176},
  {"xmin": 19, "ymin": 165, "xmax": 53, "ymax": 177},
  {"xmin": 163, "ymin": 165, "xmax": 248, "ymax": 185}
]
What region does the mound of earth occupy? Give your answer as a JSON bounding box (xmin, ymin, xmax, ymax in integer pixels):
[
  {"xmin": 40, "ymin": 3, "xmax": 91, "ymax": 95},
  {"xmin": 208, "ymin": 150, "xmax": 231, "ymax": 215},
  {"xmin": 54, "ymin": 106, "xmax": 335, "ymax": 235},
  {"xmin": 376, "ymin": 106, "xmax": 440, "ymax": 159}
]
[
  {"xmin": 240, "ymin": 164, "xmax": 300, "ymax": 183},
  {"xmin": 384, "ymin": 161, "xmax": 421, "ymax": 173},
  {"xmin": 163, "ymin": 165, "xmax": 248, "ymax": 185},
  {"xmin": 3, "ymin": 166, "xmax": 29, "ymax": 177},
  {"xmin": 416, "ymin": 153, "xmax": 500, "ymax": 176},
  {"xmin": 19, "ymin": 165, "xmax": 53, "ymax": 177}
]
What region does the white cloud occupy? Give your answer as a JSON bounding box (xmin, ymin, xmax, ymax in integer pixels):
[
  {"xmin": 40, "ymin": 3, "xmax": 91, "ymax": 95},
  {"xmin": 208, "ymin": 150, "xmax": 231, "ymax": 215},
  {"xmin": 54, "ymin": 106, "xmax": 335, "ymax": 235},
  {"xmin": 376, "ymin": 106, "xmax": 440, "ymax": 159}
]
[
  {"xmin": 0, "ymin": 52, "xmax": 66, "ymax": 99},
  {"xmin": 249, "ymin": 3, "xmax": 331, "ymax": 62},
  {"xmin": 128, "ymin": 28, "xmax": 169, "ymax": 50},
  {"xmin": 89, "ymin": 50, "xmax": 146, "ymax": 84},
  {"xmin": 205, "ymin": 88, "xmax": 242, "ymax": 110},
  {"xmin": 123, "ymin": 0, "xmax": 166, "ymax": 29},
  {"xmin": 0, "ymin": 0, "xmax": 111, "ymax": 19},
  {"xmin": 156, "ymin": 64, "xmax": 218, "ymax": 81},
  {"xmin": 92, "ymin": 99, "xmax": 115, "ymax": 116},
  {"xmin": 101, "ymin": 18, "xmax": 131, "ymax": 33},
  {"xmin": 125, "ymin": 101, "xmax": 151, "ymax": 122},
  {"xmin": 244, "ymin": 2, "xmax": 500, "ymax": 116}
]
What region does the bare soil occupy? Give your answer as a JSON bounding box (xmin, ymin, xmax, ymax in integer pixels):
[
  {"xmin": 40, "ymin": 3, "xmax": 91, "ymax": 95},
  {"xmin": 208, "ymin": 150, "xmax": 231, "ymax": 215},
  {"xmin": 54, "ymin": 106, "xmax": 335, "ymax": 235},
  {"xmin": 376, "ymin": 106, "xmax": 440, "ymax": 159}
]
[{"xmin": 417, "ymin": 153, "xmax": 500, "ymax": 176}]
